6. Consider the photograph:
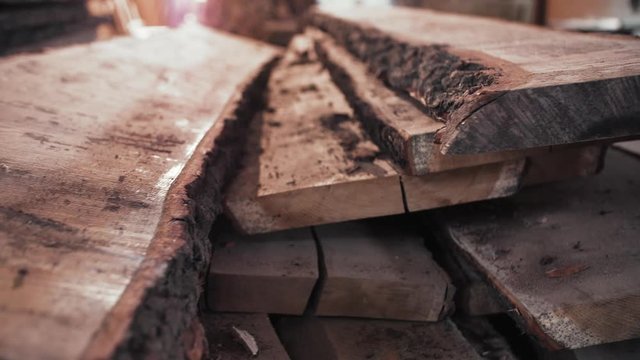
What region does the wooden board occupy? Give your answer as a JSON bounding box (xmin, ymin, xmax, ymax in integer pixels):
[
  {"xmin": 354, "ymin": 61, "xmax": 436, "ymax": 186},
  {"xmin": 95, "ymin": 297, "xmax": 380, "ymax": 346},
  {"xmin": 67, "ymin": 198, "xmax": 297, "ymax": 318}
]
[
  {"xmin": 201, "ymin": 312, "xmax": 290, "ymax": 360},
  {"xmin": 314, "ymin": 217, "xmax": 452, "ymax": 321},
  {"xmin": 208, "ymin": 225, "xmax": 318, "ymax": 315},
  {"xmin": 310, "ymin": 6, "xmax": 640, "ymax": 155},
  {"xmin": 224, "ymin": 35, "xmax": 530, "ymax": 234},
  {"xmin": 310, "ymin": 28, "xmax": 541, "ymax": 175},
  {"xmin": 0, "ymin": 25, "xmax": 278, "ymax": 360},
  {"xmin": 429, "ymin": 149, "xmax": 640, "ymax": 349},
  {"xmin": 275, "ymin": 316, "xmax": 482, "ymax": 360}
]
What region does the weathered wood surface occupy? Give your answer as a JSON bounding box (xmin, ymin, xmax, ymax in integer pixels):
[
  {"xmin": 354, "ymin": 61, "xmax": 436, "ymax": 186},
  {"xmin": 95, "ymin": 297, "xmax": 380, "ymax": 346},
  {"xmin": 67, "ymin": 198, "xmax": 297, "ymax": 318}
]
[
  {"xmin": 224, "ymin": 36, "xmax": 531, "ymax": 234},
  {"xmin": 430, "ymin": 149, "xmax": 640, "ymax": 349},
  {"xmin": 310, "ymin": 6, "xmax": 640, "ymax": 155},
  {"xmin": 311, "ymin": 28, "xmax": 539, "ymax": 175},
  {"xmin": 314, "ymin": 217, "xmax": 452, "ymax": 321},
  {"xmin": 276, "ymin": 316, "xmax": 482, "ymax": 360},
  {"xmin": 208, "ymin": 224, "xmax": 318, "ymax": 315},
  {"xmin": 201, "ymin": 312, "xmax": 290, "ymax": 360},
  {"xmin": 0, "ymin": 25, "xmax": 278, "ymax": 360}
]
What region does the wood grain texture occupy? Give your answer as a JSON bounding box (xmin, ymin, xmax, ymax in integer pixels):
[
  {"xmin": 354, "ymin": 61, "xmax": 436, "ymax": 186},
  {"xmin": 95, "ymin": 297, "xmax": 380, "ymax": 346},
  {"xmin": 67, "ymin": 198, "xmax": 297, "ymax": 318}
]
[
  {"xmin": 311, "ymin": 6, "xmax": 640, "ymax": 155},
  {"xmin": 201, "ymin": 312, "xmax": 290, "ymax": 360},
  {"xmin": 430, "ymin": 149, "xmax": 640, "ymax": 349},
  {"xmin": 223, "ymin": 35, "xmax": 405, "ymax": 234},
  {"xmin": 208, "ymin": 226, "xmax": 318, "ymax": 315},
  {"xmin": 275, "ymin": 316, "xmax": 482, "ymax": 360},
  {"xmin": 224, "ymin": 36, "xmax": 528, "ymax": 234},
  {"xmin": 314, "ymin": 217, "xmax": 452, "ymax": 321},
  {"xmin": 0, "ymin": 25, "xmax": 278, "ymax": 360},
  {"xmin": 310, "ymin": 28, "xmax": 539, "ymax": 175}
]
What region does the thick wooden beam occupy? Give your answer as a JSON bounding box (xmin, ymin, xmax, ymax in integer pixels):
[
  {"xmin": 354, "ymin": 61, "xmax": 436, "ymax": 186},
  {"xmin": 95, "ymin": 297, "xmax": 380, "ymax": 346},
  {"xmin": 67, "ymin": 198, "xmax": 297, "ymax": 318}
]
[
  {"xmin": 314, "ymin": 217, "xmax": 452, "ymax": 321},
  {"xmin": 208, "ymin": 225, "xmax": 318, "ymax": 315},
  {"xmin": 428, "ymin": 149, "xmax": 640, "ymax": 349},
  {"xmin": 310, "ymin": 6, "xmax": 640, "ymax": 155},
  {"xmin": 0, "ymin": 25, "xmax": 278, "ymax": 359}
]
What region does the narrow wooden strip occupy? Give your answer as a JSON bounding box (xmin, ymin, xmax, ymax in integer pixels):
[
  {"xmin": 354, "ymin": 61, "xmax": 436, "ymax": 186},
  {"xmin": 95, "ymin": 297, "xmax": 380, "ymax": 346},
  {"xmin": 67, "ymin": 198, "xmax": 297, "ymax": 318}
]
[
  {"xmin": 429, "ymin": 150, "xmax": 640, "ymax": 349},
  {"xmin": 314, "ymin": 217, "xmax": 452, "ymax": 321},
  {"xmin": 404, "ymin": 159, "xmax": 525, "ymax": 212},
  {"xmin": 208, "ymin": 226, "xmax": 318, "ymax": 315}
]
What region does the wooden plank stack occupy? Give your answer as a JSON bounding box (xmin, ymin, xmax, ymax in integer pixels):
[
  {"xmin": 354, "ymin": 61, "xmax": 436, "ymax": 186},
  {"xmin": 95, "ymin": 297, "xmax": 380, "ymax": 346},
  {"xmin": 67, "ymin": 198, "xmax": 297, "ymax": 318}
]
[{"xmin": 209, "ymin": 5, "xmax": 640, "ymax": 360}]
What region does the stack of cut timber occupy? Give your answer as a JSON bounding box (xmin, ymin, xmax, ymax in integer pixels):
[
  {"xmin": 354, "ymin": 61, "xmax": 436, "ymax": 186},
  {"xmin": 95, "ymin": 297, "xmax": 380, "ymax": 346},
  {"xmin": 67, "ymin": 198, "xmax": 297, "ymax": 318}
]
[
  {"xmin": 223, "ymin": 30, "xmax": 606, "ymax": 234},
  {"xmin": 0, "ymin": 24, "xmax": 279, "ymax": 360},
  {"xmin": 204, "ymin": 215, "xmax": 495, "ymax": 359}
]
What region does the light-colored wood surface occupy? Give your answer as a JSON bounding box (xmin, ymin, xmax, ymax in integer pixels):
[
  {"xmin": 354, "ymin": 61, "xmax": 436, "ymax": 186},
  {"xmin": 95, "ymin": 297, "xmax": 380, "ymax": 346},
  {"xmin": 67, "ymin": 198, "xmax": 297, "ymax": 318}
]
[
  {"xmin": 276, "ymin": 316, "xmax": 483, "ymax": 360},
  {"xmin": 201, "ymin": 312, "xmax": 290, "ymax": 360},
  {"xmin": 0, "ymin": 25, "xmax": 278, "ymax": 360},
  {"xmin": 223, "ymin": 36, "xmax": 404, "ymax": 234},
  {"xmin": 224, "ymin": 36, "xmax": 529, "ymax": 234},
  {"xmin": 312, "ymin": 6, "xmax": 640, "ymax": 155},
  {"xmin": 403, "ymin": 159, "xmax": 525, "ymax": 211},
  {"xmin": 314, "ymin": 218, "xmax": 452, "ymax": 321},
  {"xmin": 208, "ymin": 226, "xmax": 318, "ymax": 315},
  {"xmin": 431, "ymin": 149, "xmax": 640, "ymax": 349}
]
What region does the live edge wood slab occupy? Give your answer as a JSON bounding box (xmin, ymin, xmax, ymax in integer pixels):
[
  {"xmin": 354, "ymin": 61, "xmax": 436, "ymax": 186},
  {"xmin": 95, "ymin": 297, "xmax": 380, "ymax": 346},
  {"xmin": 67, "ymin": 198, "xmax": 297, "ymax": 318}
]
[
  {"xmin": 0, "ymin": 25, "xmax": 278, "ymax": 360},
  {"xmin": 428, "ymin": 149, "xmax": 640, "ymax": 350},
  {"xmin": 224, "ymin": 35, "xmax": 604, "ymax": 235},
  {"xmin": 310, "ymin": 6, "xmax": 640, "ymax": 156}
]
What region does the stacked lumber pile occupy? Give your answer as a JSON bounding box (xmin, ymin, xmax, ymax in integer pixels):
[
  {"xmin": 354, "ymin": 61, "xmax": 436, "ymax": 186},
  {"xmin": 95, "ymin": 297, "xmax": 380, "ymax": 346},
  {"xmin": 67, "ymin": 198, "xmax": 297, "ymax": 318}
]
[
  {"xmin": 3, "ymin": 3, "xmax": 640, "ymax": 359},
  {"xmin": 206, "ymin": 5, "xmax": 640, "ymax": 360}
]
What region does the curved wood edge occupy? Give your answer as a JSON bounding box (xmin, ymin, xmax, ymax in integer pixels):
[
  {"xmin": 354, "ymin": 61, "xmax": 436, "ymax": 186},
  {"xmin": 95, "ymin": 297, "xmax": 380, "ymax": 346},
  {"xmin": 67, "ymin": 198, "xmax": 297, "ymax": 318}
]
[
  {"xmin": 80, "ymin": 58, "xmax": 279, "ymax": 360},
  {"xmin": 442, "ymin": 76, "xmax": 640, "ymax": 155}
]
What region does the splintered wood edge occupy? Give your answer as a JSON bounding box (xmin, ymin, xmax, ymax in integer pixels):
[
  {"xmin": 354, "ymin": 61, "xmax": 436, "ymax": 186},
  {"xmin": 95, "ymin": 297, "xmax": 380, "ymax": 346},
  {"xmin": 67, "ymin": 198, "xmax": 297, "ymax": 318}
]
[{"xmin": 80, "ymin": 57, "xmax": 279, "ymax": 359}]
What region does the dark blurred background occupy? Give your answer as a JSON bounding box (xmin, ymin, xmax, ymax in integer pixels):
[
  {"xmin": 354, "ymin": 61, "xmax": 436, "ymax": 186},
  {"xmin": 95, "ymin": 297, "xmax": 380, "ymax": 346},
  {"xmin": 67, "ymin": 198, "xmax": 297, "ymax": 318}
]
[{"xmin": 1, "ymin": 0, "xmax": 638, "ymax": 54}]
